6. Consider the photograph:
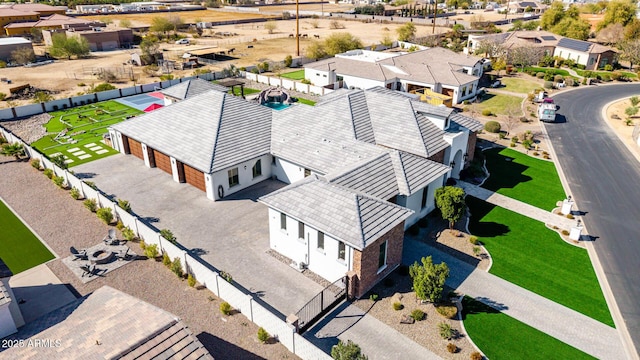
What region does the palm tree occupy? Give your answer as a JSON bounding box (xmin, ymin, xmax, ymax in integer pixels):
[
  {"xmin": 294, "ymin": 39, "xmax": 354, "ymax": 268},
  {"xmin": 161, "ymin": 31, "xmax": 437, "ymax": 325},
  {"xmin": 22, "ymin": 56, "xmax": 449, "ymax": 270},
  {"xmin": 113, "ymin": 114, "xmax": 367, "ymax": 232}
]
[{"xmin": 1, "ymin": 143, "xmax": 25, "ymax": 160}]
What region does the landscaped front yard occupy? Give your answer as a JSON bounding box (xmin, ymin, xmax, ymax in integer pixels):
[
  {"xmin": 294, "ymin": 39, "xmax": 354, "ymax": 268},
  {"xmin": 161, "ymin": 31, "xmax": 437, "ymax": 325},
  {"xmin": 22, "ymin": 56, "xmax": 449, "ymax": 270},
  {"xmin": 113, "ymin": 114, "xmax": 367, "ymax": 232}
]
[
  {"xmin": 482, "ymin": 147, "xmax": 565, "ymax": 210},
  {"xmin": 476, "ymin": 93, "xmax": 523, "ymax": 116},
  {"xmin": 462, "ymin": 297, "xmax": 596, "ymax": 360},
  {"xmin": 500, "ymin": 77, "xmax": 541, "ymax": 94},
  {"xmin": 0, "ymin": 199, "xmax": 54, "ymax": 274},
  {"xmin": 467, "ymin": 196, "xmax": 614, "ymax": 327}
]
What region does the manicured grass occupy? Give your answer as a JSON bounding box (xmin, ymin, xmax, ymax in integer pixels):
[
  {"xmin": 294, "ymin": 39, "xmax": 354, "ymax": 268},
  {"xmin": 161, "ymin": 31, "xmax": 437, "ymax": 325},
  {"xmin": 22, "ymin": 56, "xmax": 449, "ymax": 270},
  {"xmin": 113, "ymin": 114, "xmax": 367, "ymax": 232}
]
[
  {"xmin": 296, "ymin": 97, "xmax": 316, "ymax": 106},
  {"xmin": 228, "ymin": 87, "xmax": 261, "ymax": 97},
  {"xmin": 477, "ymin": 93, "xmax": 523, "ymax": 116},
  {"xmin": 467, "ymin": 197, "xmax": 614, "ymax": 326},
  {"xmin": 500, "ymin": 77, "xmax": 541, "ymax": 94},
  {"xmin": 31, "ymin": 100, "xmax": 142, "ymax": 167},
  {"xmin": 280, "ymin": 69, "xmax": 305, "ymax": 80},
  {"xmin": 523, "ymin": 66, "xmax": 571, "ymax": 77},
  {"xmin": 0, "ymin": 199, "xmax": 54, "ymax": 274},
  {"xmin": 574, "ymin": 69, "xmax": 638, "ymax": 79},
  {"xmin": 482, "ymin": 147, "xmax": 565, "ymax": 210},
  {"xmin": 462, "ymin": 296, "xmax": 597, "ymax": 360}
]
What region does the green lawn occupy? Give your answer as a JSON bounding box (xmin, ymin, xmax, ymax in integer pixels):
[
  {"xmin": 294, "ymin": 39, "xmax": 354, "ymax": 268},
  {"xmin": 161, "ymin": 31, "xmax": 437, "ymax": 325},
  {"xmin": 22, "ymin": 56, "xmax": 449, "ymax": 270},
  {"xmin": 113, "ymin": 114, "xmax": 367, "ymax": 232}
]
[
  {"xmin": 296, "ymin": 97, "xmax": 316, "ymax": 106},
  {"xmin": 482, "ymin": 147, "xmax": 565, "ymax": 210},
  {"xmin": 477, "ymin": 93, "xmax": 523, "ymax": 116},
  {"xmin": 280, "ymin": 69, "xmax": 306, "ymax": 80},
  {"xmin": 500, "ymin": 77, "xmax": 541, "ymax": 94},
  {"xmin": 31, "ymin": 100, "xmax": 142, "ymax": 167},
  {"xmin": 228, "ymin": 87, "xmax": 261, "ymax": 97},
  {"xmin": 467, "ymin": 197, "xmax": 614, "ymax": 326},
  {"xmin": 0, "ymin": 199, "xmax": 54, "ymax": 274},
  {"xmin": 522, "ymin": 66, "xmax": 571, "ymax": 77},
  {"xmin": 462, "ymin": 296, "xmax": 596, "ymax": 360},
  {"xmin": 574, "ymin": 68, "xmax": 638, "ymax": 79}
]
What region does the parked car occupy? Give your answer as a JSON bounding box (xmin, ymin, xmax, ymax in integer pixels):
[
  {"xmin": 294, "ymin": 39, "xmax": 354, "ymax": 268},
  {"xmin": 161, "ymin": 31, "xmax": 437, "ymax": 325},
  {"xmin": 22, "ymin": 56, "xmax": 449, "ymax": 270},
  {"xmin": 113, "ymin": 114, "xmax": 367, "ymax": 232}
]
[{"xmin": 175, "ymin": 38, "xmax": 190, "ymax": 45}]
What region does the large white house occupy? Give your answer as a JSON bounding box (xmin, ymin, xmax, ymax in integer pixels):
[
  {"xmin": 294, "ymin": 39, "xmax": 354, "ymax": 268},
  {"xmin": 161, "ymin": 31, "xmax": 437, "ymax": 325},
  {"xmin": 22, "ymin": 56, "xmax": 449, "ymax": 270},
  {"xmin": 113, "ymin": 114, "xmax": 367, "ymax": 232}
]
[
  {"xmin": 109, "ymin": 85, "xmax": 482, "ymax": 297},
  {"xmin": 304, "ymin": 47, "xmax": 485, "ymax": 104}
]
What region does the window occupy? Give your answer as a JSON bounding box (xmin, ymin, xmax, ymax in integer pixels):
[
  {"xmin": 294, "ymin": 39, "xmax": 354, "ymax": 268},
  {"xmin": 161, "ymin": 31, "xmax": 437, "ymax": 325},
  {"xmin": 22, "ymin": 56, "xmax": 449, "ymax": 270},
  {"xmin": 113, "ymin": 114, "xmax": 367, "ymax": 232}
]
[
  {"xmin": 317, "ymin": 231, "xmax": 324, "ymax": 250},
  {"xmin": 589, "ymin": 58, "xmax": 595, "ymax": 65},
  {"xmin": 421, "ymin": 186, "xmax": 429, "ymax": 209},
  {"xmin": 280, "ymin": 213, "xmax": 287, "ymax": 230},
  {"xmin": 304, "ymin": 168, "xmax": 311, "ymax": 177},
  {"xmin": 252, "ymin": 159, "xmax": 262, "ymax": 178},
  {"xmin": 228, "ymin": 168, "xmax": 239, "ymax": 187},
  {"xmin": 272, "ymin": 156, "xmax": 276, "ymax": 165},
  {"xmin": 338, "ymin": 241, "xmax": 346, "ymax": 261},
  {"xmin": 378, "ymin": 240, "xmax": 388, "ymax": 269},
  {"xmin": 298, "ymin": 221, "xmax": 305, "ymax": 239}
]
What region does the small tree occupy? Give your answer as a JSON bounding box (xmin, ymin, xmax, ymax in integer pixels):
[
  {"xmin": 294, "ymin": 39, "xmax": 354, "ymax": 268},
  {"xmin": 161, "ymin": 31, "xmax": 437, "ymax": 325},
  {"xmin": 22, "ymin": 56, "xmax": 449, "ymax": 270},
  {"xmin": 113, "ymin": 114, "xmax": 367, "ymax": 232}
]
[
  {"xmin": 170, "ymin": 257, "xmax": 183, "ymax": 277},
  {"xmin": 51, "ymin": 154, "xmax": 68, "ymax": 170},
  {"xmin": 409, "ymin": 256, "xmax": 449, "ymax": 303},
  {"xmin": 144, "ymin": 244, "xmax": 159, "ymax": 259},
  {"xmin": 264, "ymin": 20, "xmax": 277, "ymax": 34},
  {"xmin": 257, "ymin": 327, "xmax": 270, "ymax": 343},
  {"xmin": 11, "ymin": 47, "xmax": 36, "ymax": 65},
  {"xmin": 435, "ymin": 186, "xmax": 467, "ymax": 229},
  {"xmin": 396, "ymin": 22, "xmax": 417, "ymax": 42},
  {"xmin": 1, "ymin": 143, "xmax": 24, "ymax": 160},
  {"xmin": 492, "ymin": 57, "xmax": 507, "ymax": 75},
  {"xmin": 284, "ymin": 54, "xmax": 293, "ymax": 68},
  {"xmin": 331, "ymin": 340, "xmax": 368, "ymax": 360}
]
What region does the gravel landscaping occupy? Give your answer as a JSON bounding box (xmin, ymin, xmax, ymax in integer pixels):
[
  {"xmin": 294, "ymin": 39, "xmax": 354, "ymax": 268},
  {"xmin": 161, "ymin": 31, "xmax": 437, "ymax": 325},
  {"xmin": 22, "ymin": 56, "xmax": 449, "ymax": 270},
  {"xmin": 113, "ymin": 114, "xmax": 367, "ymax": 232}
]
[{"xmin": 0, "ymin": 155, "xmax": 298, "ymax": 360}]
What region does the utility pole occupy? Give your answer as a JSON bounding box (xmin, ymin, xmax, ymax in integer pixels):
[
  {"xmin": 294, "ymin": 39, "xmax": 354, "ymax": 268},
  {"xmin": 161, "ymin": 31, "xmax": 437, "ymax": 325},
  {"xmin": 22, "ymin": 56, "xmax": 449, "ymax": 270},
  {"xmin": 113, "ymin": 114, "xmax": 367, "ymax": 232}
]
[
  {"xmin": 432, "ymin": 1, "xmax": 437, "ymax": 34},
  {"xmin": 296, "ymin": 0, "xmax": 300, "ymax": 56}
]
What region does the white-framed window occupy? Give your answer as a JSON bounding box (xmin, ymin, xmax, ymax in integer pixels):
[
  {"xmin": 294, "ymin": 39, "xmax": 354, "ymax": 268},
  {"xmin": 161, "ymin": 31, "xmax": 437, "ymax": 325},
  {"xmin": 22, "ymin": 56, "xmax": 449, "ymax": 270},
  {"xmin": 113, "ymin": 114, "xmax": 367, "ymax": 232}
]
[
  {"xmin": 252, "ymin": 159, "xmax": 262, "ymax": 179},
  {"xmin": 338, "ymin": 241, "xmax": 346, "ymax": 261},
  {"xmin": 317, "ymin": 231, "xmax": 325, "ymax": 250},
  {"xmin": 378, "ymin": 240, "xmax": 388, "ymax": 270},
  {"xmin": 228, "ymin": 168, "xmax": 239, "ymax": 187},
  {"xmin": 280, "ymin": 213, "xmax": 287, "ymax": 230},
  {"xmin": 298, "ymin": 221, "xmax": 304, "ymax": 240}
]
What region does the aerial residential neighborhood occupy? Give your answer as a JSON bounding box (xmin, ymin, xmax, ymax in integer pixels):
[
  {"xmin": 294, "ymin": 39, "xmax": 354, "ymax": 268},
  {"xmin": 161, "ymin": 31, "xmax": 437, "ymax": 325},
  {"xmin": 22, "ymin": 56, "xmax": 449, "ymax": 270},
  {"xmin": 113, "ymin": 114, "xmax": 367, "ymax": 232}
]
[{"xmin": 1, "ymin": 0, "xmax": 640, "ymax": 359}]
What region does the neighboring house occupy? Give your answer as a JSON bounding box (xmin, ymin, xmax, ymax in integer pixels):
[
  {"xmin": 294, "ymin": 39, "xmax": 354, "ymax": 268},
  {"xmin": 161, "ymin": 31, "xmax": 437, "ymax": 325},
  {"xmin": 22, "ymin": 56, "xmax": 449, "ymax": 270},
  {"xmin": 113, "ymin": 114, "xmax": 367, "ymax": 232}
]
[
  {"xmin": 467, "ymin": 30, "xmax": 559, "ymax": 57},
  {"xmin": 0, "ymin": 37, "xmax": 33, "ymax": 63},
  {"xmin": 43, "ymin": 26, "xmax": 133, "ymax": 51},
  {"xmin": 4, "ymin": 14, "xmax": 103, "ymax": 36},
  {"xmin": 508, "ymin": 1, "xmax": 547, "ymax": 14},
  {"xmin": 0, "ymin": 3, "xmax": 66, "ymax": 28},
  {"xmin": 1, "ymin": 286, "xmax": 213, "ymax": 359},
  {"xmin": 160, "ymin": 78, "xmax": 229, "ymax": 105},
  {"xmin": 553, "ymin": 37, "xmax": 616, "ymax": 70},
  {"xmin": 109, "ymin": 84, "xmax": 481, "ymax": 293},
  {"xmin": 304, "ymin": 47, "xmax": 484, "ymax": 104},
  {"xmin": 0, "ymin": 258, "xmax": 25, "ymax": 340}
]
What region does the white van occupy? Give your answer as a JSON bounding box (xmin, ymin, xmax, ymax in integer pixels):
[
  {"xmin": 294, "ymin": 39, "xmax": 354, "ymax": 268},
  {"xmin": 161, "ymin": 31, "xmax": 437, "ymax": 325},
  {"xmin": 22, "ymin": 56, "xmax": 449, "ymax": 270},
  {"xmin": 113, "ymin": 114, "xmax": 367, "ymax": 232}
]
[{"xmin": 175, "ymin": 38, "xmax": 190, "ymax": 45}]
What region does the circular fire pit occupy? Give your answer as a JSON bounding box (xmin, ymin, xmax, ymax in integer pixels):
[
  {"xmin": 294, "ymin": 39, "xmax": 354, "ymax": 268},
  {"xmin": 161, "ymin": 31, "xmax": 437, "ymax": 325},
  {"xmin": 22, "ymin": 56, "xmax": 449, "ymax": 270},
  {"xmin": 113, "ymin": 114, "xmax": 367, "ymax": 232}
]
[{"xmin": 90, "ymin": 249, "xmax": 114, "ymax": 265}]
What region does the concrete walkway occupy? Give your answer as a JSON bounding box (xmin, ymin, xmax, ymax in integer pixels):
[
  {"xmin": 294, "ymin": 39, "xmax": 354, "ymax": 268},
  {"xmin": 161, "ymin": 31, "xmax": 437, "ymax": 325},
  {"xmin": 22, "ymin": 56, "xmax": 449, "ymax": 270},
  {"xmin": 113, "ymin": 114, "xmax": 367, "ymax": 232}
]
[
  {"xmin": 458, "ymin": 180, "xmax": 577, "ymax": 231},
  {"xmin": 404, "ymin": 239, "xmax": 625, "ymax": 360},
  {"xmin": 306, "ymin": 302, "xmax": 440, "ymax": 360}
]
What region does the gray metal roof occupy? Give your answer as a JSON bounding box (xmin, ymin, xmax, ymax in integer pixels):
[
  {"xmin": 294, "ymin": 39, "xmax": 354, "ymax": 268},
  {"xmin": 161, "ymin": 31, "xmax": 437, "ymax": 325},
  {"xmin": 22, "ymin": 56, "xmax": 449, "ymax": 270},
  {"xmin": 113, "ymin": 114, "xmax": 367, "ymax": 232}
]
[
  {"xmin": 450, "ymin": 113, "xmax": 483, "ymax": 132},
  {"xmin": 1, "ymin": 286, "xmax": 213, "ymax": 360},
  {"xmin": 389, "ymin": 151, "xmax": 451, "ymax": 196},
  {"xmin": 0, "ymin": 281, "xmax": 10, "ymax": 307},
  {"xmin": 326, "ymin": 153, "xmax": 399, "ymax": 200},
  {"xmin": 112, "ymin": 90, "xmax": 272, "ymax": 173},
  {"xmin": 160, "ymin": 78, "xmax": 229, "ymax": 100},
  {"xmin": 259, "ymin": 176, "xmax": 413, "ymax": 250}
]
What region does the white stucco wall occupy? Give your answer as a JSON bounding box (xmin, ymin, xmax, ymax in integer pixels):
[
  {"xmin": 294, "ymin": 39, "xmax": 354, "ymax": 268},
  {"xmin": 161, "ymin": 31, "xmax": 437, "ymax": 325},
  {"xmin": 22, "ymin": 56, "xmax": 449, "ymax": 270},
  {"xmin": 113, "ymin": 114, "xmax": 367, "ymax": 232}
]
[
  {"xmin": 305, "ymin": 68, "xmax": 333, "ymax": 87},
  {"xmin": 272, "ymin": 158, "xmax": 321, "ymax": 185},
  {"xmin": 553, "ymin": 47, "xmax": 595, "ymax": 67},
  {"xmin": 0, "ymin": 304, "xmax": 17, "ymax": 339},
  {"xmin": 444, "ymin": 130, "xmax": 469, "ymax": 178},
  {"xmin": 267, "ymin": 209, "xmax": 351, "ymax": 282},
  {"xmin": 341, "ymin": 75, "xmax": 387, "ymax": 90},
  {"xmin": 211, "ymin": 154, "xmax": 272, "ymax": 200},
  {"xmin": 398, "ymin": 173, "xmax": 446, "ymax": 228}
]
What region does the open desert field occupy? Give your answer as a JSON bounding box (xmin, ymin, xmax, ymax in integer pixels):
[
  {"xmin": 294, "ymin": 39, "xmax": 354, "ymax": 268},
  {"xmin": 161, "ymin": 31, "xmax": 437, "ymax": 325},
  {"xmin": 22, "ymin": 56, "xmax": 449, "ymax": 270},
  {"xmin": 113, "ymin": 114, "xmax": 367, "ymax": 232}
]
[{"xmin": 80, "ymin": 9, "xmax": 277, "ymax": 27}]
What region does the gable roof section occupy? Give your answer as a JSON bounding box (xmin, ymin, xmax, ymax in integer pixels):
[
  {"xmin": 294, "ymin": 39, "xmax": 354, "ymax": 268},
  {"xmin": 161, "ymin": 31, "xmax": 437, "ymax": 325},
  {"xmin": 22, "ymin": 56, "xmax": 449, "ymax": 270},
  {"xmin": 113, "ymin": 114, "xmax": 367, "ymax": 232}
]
[
  {"xmin": 259, "ymin": 176, "xmax": 412, "ymax": 250},
  {"xmin": 1, "ymin": 286, "xmax": 213, "ymax": 360},
  {"xmin": 450, "ymin": 113, "xmax": 483, "ymax": 132},
  {"xmin": 389, "ymin": 151, "xmax": 451, "ymax": 196},
  {"xmin": 315, "ymin": 89, "xmax": 375, "ymax": 143},
  {"xmin": 325, "ymin": 153, "xmax": 399, "ymax": 200},
  {"xmin": 161, "ymin": 78, "xmax": 229, "ymax": 101},
  {"xmin": 112, "ymin": 90, "xmax": 271, "ymax": 173}
]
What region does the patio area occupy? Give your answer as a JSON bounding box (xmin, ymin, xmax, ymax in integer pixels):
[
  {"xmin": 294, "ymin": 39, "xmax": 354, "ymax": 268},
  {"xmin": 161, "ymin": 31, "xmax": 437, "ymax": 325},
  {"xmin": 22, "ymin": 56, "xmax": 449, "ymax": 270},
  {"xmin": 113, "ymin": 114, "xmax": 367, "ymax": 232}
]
[{"xmin": 61, "ymin": 242, "xmax": 135, "ymax": 283}]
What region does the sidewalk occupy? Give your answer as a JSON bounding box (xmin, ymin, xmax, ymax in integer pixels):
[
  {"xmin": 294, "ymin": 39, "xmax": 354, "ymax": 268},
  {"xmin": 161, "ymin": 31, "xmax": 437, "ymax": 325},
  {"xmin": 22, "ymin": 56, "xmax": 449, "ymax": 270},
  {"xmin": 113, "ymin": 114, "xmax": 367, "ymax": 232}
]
[
  {"xmin": 458, "ymin": 180, "xmax": 577, "ymax": 231},
  {"xmin": 404, "ymin": 239, "xmax": 625, "ymax": 360}
]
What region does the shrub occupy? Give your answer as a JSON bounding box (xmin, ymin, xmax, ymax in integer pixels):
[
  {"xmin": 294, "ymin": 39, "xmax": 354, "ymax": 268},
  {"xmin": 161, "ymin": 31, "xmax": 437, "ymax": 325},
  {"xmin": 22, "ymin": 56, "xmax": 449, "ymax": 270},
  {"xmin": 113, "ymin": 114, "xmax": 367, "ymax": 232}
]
[
  {"xmin": 116, "ymin": 220, "xmax": 124, "ymax": 230},
  {"xmin": 522, "ymin": 139, "xmax": 533, "ymax": 149},
  {"xmin": 536, "ymin": 72, "xmax": 546, "ymax": 79},
  {"xmin": 498, "ymin": 132, "xmax": 506, "ymax": 139},
  {"xmin": 410, "ymin": 309, "xmax": 425, "ymax": 321},
  {"xmin": 511, "ymin": 136, "xmax": 519, "ymax": 143},
  {"xmin": 509, "ymin": 141, "xmax": 516, "ymax": 147},
  {"xmin": 610, "ymin": 71, "xmax": 623, "ymax": 81},
  {"xmin": 604, "ymin": 64, "xmax": 613, "ymax": 71},
  {"xmin": 553, "ymin": 74, "xmax": 564, "ymax": 83},
  {"xmin": 481, "ymin": 109, "xmax": 493, "ymax": 117},
  {"xmin": 369, "ymin": 293, "xmax": 379, "ymax": 302},
  {"xmin": 473, "ymin": 246, "xmax": 482, "ymax": 256},
  {"xmin": 630, "ymin": 96, "xmax": 640, "ymax": 107},
  {"xmin": 331, "ymin": 340, "xmax": 366, "ymax": 360},
  {"xmin": 220, "ymin": 301, "xmax": 232, "ymax": 315},
  {"xmin": 117, "ymin": 199, "xmax": 131, "ymax": 213},
  {"xmin": 566, "ymin": 213, "xmax": 574, "ymax": 219},
  {"xmin": 447, "ymin": 343, "xmax": 458, "ymax": 353},
  {"xmin": 122, "ymin": 226, "xmax": 136, "ymax": 241},
  {"xmin": 187, "ymin": 274, "xmax": 196, "ymax": 287},
  {"xmin": 565, "ymin": 77, "xmax": 575, "ymax": 86},
  {"xmin": 83, "ymin": 199, "xmax": 97, "ymax": 212},
  {"xmin": 170, "ymin": 257, "xmax": 183, "ymax": 278},
  {"xmin": 392, "ymin": 302, "xmax": 404, "ymax": 311},
  {"xmin": 438, "ymin": 322, "xmax": 453, "ymax": 340},
  {"xmin": 533, "ymin": 151, "xmax": 539, "ymax": 156},
  {"xmin": 144, "ymin": 243, "xmax": 159, "ymax": 259},
  {"xmin": 160, "ymin": 229, "xmax": 177, "ymax": 244},
  {"xmin": 44, "ymin": 168, "xmax": 54, "ymax": 179},
  {"xmin": 257, "ymin": 327, "xmax": 270, "ymax": 343},
  {"xmin": 561, "ymin": 230, "xmax": 570, "ymax": 236},
  {"xmin": 139, "ymin": 239, "xmax": 146, "ymax": 250},
  {"xmin": 470, "ymin": 351, "xmax": 483, "ymax": 360},
  {"xmin": 469, "ymin": 236, "xmax": 478, "ymax": 245},
  {"xmin": 543, "ymin": 154, "xmax": 550, "ymax": 159},
  {"xmin": 70, "ymin": 187, "xmax": 81, "ymax": 200},
  {"xmin": 436, "ymin": 304, "xmax": 458, "ymax": 319},
  {"xmin": 284, "ymin": 54, "xmax": 293, "ymax": 68},
  {"xmin": 52, "ymin": 175, "xmax": 65, "ymax": 188},
  {"xmin": 220, "ymin": 270, "xmax": 233, "ymax": 283},
  {"xmin": 543, "ymin": 81, "xmax": 553, "ymax": 89},
  {"xmin": 30, "ymin": 159, "xmax": 41, "ymax": 170},
  {"xmin": 626, "ymin": 118, "xmax": 634, "ymax": 126},
  {"xmin": 96, "ymin": 207, "xmax": 113, "ymax": 224},
  {"xmin": 484, "ymin": 121, "xmax": 500, "ymax": 133},
  {"xmin": 84, "ymin": 181, "xmax": 97, "ymax": 190},
  {"xmin": 162, "ymin": 252, "xmax": 171, "ymax": 266}
]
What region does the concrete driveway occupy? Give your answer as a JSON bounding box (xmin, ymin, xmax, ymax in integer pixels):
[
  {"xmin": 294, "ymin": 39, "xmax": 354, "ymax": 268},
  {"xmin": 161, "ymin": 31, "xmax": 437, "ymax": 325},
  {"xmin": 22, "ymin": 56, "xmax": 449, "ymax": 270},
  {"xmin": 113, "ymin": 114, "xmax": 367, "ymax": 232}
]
[{"xmin": 74, "ymin": 154, "xmax": 323, "ymax": 317}]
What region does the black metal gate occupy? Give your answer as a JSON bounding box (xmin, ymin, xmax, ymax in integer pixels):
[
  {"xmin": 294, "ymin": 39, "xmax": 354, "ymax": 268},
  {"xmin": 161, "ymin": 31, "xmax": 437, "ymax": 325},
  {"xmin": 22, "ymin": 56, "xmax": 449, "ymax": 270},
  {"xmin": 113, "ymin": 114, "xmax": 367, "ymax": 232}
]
[{"xmin": 295, "ymin": 276, "xmax": 347, "ymax": 334}]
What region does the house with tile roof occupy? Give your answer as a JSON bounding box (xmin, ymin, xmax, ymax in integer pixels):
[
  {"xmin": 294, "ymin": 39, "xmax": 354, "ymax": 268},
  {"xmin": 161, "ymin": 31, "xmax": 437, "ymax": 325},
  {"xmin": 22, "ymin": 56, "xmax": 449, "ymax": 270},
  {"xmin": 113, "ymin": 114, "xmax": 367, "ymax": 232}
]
[
  {"xmin": 160, "ymin": 78, "xmax": 230, "ymax": 105},
  {"xmin": 304, "ymin": 47, "xmax": 484, "ymax": 104},
  {"xmin": 553, "ymin": 37, "xmax": 616, "ymax": 70},
  {"xmin": 109, "ymin": 83, "xmax": 481, "ymax": 293},
  {"xmin": 5, "ymin": 13, "xmax": 103, "ymax": 36},
  {"xmin": 1, "ymin": 286, "xmax": 213, "ymax": 359},
  {"xmin": 0, "ymin": 3, "xmax": 66, "ymax": 29}
]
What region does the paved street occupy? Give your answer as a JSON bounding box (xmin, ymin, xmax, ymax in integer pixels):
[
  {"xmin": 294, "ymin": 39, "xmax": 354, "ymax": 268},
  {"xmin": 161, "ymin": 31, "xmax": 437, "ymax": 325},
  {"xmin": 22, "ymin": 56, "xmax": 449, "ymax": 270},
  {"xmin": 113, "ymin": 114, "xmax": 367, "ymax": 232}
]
[{"xmin": 547, "ymin": 84, "xmax": 640, "ymax": 357}]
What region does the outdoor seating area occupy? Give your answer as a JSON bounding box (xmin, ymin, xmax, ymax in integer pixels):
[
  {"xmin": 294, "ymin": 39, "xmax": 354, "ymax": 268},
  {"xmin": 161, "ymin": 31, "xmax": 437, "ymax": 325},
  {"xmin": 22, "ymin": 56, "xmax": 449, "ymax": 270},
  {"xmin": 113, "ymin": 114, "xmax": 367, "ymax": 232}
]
[{"xmin": 62, "ymin": 231, "xmax": 135, "ymax": 283}]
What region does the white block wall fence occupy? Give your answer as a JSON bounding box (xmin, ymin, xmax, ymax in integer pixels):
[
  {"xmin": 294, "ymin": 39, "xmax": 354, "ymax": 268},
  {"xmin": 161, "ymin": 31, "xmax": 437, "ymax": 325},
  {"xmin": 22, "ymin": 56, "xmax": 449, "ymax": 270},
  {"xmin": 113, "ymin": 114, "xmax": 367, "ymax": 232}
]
[{"xmin": 0, "ymin": 125, "xmax": 332, "ymax": 360}]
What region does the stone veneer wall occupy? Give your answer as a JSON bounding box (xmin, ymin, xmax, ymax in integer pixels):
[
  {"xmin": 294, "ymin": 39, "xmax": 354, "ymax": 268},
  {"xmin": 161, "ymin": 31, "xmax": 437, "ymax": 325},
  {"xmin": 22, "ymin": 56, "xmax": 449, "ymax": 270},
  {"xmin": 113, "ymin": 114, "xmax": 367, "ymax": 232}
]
[
  {"xmin": 466, "ymin": 132, "xmax": 478, "ymax": 164},
  {"xmin": 428, "ymin": 148, "xmax": 446, "ymax": 164}
]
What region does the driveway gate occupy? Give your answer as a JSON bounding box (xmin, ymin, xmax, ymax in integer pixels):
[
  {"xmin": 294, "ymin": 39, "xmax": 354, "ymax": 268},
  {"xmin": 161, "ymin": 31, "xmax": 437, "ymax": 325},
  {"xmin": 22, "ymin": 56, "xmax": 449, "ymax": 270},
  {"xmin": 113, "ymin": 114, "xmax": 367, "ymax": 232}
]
[{"xmin": 295, "ymin": 276, "xmax": 347, "ymax": 334}]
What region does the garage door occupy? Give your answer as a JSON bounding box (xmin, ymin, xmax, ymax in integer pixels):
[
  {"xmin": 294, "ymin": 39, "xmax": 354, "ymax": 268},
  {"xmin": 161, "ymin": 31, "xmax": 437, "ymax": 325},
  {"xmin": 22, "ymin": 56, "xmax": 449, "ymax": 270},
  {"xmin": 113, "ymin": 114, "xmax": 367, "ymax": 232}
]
[
  {"xmin": 184, "ymin": 164, "xmax": 206, "ymax": 192},
  {"xmin": 128, "ymin": 138, "xmax": 143, "ymax": 160},
  {"xmin": 153, "ymin": 149, "xmax": 172, "ymax": 175}
]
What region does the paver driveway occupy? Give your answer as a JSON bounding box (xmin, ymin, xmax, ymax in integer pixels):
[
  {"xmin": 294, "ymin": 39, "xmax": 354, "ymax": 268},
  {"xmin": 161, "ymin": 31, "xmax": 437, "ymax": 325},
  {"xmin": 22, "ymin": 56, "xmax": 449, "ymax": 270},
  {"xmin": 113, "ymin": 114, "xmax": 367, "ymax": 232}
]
[{"xmin": 75, "ymin": 154, "xmax": 323, "ymax": 316}]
